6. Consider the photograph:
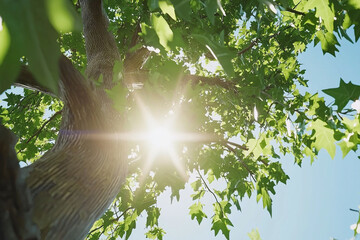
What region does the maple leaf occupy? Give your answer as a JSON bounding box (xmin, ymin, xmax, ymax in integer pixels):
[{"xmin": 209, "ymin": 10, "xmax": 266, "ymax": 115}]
[
  {"xmin": 304, "ymin": 0, "xmax": 334, "ymax": 32},
  {"xmin": 322, "ymin": 79, "xmax": 360, "ymax": 112},
  {"xmin": 307, "ymin": 119, "xmax": 336, "ymax": 159}
]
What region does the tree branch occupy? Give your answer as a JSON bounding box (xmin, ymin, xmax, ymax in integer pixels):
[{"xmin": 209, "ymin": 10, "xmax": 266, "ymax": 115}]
[
  {"xmin": 24, "ymin": 110, "xmax": 62, "ymax": 144},
  {"xmin": 350, "ymin": 208, "xmax": 360, "ymax": 213},
  {"xmin": 80, "ymin": 0, "xmax": 120, "ymax": 86},
  {"xmin": 14, "ymin": 66, "xmax": 57, "ymax": 97},
  {"xmin": 225, "ymin": 144, "xmax": 256, "ymax": 182},
  {"xmin": 0, "ymin": 124, "xmax": 40, "ymax": 240},
  {"xmin": 285, "ymin": 8, "xmax": 305, "ymax": 16},
  {"xmin": 238, "ymin": 40, "xmax": 258, "ymax": 55},
  {"xmin": 14, "ymin": 55, "xmax": 88, "ymax": 104},
  {"xmin": 226, "ymin": 140, "xmax": 248, "ymax": 151}
]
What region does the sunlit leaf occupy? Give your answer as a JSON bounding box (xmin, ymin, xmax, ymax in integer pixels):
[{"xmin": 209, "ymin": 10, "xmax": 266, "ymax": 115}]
[
  {"xmin": 46, "ymin": 0, "xmax": 82, "ymax": 33},
  {"xmin": 248, "ymin": 228, "xmax": 262, "ymax": 240},
  {"xmin": 159, "ymin": 0, "xmax": 177, "ymax": 20},
  {"xmin": 304, "ymin": 0, "xmax": 334, "ymax": 32},
  {"xmin": 315, "ymin": 31, "xmax": 339, "ymax": 56},
  {"xmin": 189, "ymin": 202, "xmax": 207, "ymax": 224},
  {"xmin": 307, "ymin": 119, "xmax": 336, "ymax": 159},
  {"xmin": 0, "ymin": 18, "xmax": 10, "ymax": 66},
  {"xmin": 151, "ymin": 14, "xmax": 173, "ymax": 51},
  {"xmin": 0, "ymin": 0, "xmax": 60, "ymax": 94}
]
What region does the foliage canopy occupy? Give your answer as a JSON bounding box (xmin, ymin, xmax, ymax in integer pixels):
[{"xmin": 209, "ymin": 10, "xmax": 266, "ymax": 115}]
[{"xmin": 1, "ymin": 0, "xmax": 360, "ymax": 239}]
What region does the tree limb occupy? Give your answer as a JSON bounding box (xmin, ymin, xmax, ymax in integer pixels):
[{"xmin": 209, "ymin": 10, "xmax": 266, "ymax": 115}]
[
  {"xmin": 14, "ymin": 55, "xmax": 87, "ymax": 103},
  {"xmin": 14, "ymin": 66, "xmax": 57, "ymax": 97},
  {"xmin": 0, "ymin": 124, "xmax": 40, "ymax": 240},
  {"xmin": 80, "ymin": 0, "xmax": 120, "ymax": 86}
]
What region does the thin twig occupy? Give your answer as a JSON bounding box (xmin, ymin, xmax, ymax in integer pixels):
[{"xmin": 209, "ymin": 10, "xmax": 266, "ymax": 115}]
[
  {"xmin": 225, "ymin": 144, "xmax": 256, "ymax": 182},
  {"xmin": 285, "ymin": 8, "xmax": 305, "ymax": 16},
  {"xmin": 261, "ymin": 90, "xmax": 301, "ymax": 114},
  {"xmin": 337, "ymin": 112, "xmax": 343, "ymax": 121},
  {"xmin": 86, "ymin": 206, "xmax": 135, "ymax": 238},
  {"xmin": 25, "ymin": 110, "xmax": 62, "ymax": 144},
  {"xmin": 258, "ymin": 158, "xmax": 269, "ymax": 166},
  {"xmin": 196, "ymin": 168, "xmax": 224, "ymax": 217},
  {"xmin": 8, "ymin": 92, "xmax": 39, "ymax": 115},
  {"xmin": 114, "ymin": 207, "xmax": 134, "ymax": 222},
  {"xmin": 87, "ymin": 225, "xmax": 103, "ymax": 237},
  {"xmin": 238, "ymin": 41, "xmax": 258, "ymax": 55},
  {"xmin": 226, "ymin": 140, "xmax": 248, "ymax": 151},
  {"xmin": 350, "ymin": 208, "xmax": 360, "ymax": 213}
]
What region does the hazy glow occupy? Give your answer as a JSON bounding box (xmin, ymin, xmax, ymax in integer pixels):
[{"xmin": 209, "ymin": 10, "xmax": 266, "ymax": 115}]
[{"xmin": 146, "ymin": 125, "xmax": 175, "ymax": 152}]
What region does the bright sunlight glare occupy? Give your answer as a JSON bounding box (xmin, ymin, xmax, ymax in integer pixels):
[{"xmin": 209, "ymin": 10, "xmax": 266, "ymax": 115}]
[{"xmin": 146, "ymin": 125, "xmax": 175, "ymax": 152}]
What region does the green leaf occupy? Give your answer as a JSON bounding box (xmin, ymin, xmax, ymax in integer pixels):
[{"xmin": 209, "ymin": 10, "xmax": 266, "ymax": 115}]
[
  {"xmin": 207, "ymin": 170, "xmax": 215, "ymax": 183},
  {"xmin": 348, "ymin": 0, "xmax": 360, "ymax": 9},
  {"xmin": 304, "ymin": 0, "xmax": 334, "ymax": 32},
  {"xmin": 244, "ymin": 136, "xmax": 272, "ymax": 159},
  {"xmin": 307, "ymin": 119, "xmax": 336, "ymax": 158},
  {"xmin": 159, "ymin": 0, "xmax": 177, "ymax": 20},
  {"xmin": 145, "ymin": 227, "xmax": 166, "ymax": 240},
  {"xmin": 191, "ymin": 179, "xmax": 202, "ymax": 191},
  {"xmin": 338, "ymin": 133, "xmax": 358, "ymax": 158},
  {"xmin": 151, "ymin": 14, "xmax": 173, "ymax": 51},
  {"xmin": 248, "ymin": 228, "xmax": 262, "ymax": 240},
  {"xmin": 261, "ymin": 188, "xmax": 272, "ymax": 215},
  {"xmin": 148, "ymin": 0, "xmax": 160, "ymax": 11},
  {"xmin": 170, "ymin": 0, "xmax": 191, "ymax": 20},
  {"xmin": 0, "ymin": 19, "xmax": 10, "ymax": 66},
  {"xmin": 189, "ymin": 202, "xmax": 207, "ymax": 224},
  {"xmin": 105, "ymin": 82, "xmax": 128, "ymax": 113},
  {"xmin": 211, "ymin": 216, "xmax": 233, "ymax": 240},
  {"xmin": 192, "ymin": 34, "xmax": 235, "ymax": 77},
  {"xmin": 323, "ymin": 79, "xmax": 360, "ymax": 111},
  {"xmin": 316, "ymin": 31, "xmax": 339, "ymax": 56},
  {"xmin": 45, "ymin": 0, "xmax": 82, "ymax": 33},
  {"xmin": 146, "ymin": 207, "xmax": 161, "ymax": 227},
  {"xmin": 0, "ymin": 0, "xmax": 60, "ymax": 94},
  {"xmin": 205, "ymin": 0, "xmax": 218, "ymax": 25},
  {"xmin": 343, "ymin": 117, "xmax": 360, "ymax": 133}
]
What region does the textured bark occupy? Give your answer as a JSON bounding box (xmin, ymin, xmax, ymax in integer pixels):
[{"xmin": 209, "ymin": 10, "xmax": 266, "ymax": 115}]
[
  {"xmin": 0, "ymin": 125, "xmax": 40, "ymax": 240},
  {"xmin": 21, "ymin": 0, "xmax": 128, "ymax": 239},
  {"xmin": 15, "ymin": 66, "xmax": 57, "ymax": 98}
]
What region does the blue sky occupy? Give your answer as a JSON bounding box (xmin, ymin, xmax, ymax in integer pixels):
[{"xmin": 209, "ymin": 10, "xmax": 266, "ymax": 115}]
[{"xmin": 128, "ymin": 39, "xmax": 360, "ymax": 239}]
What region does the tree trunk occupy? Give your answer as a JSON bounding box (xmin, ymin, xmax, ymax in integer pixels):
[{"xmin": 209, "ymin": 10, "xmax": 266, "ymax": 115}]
[{"xmin": 21, "ymin": 0, "xmax": 127, "ymax": 239}]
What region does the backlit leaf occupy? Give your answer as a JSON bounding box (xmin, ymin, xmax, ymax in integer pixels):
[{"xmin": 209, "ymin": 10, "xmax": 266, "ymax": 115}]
[
  {"xmin": 323, "ymin": 79, "xmax": 360, "ymax": 112},
  {"xmin": 151, "ymin": 14, "xmax": 173, "ymax": 51},
  {"xmin": 307, "ymin": 119, "xmax": 336, "ymax": 158},
  {"xmin": 159, "ymin": 0, "xmax": 177, "ymax": 20},
  {"xmin": 304, "ymin": 0, "xmax": 334, "ymax": 32}
]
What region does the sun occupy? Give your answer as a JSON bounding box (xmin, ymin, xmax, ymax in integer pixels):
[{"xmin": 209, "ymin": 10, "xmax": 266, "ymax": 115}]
[{"xmin": 146, "ymin": 125, "xmax": 175, "ymax": 153}]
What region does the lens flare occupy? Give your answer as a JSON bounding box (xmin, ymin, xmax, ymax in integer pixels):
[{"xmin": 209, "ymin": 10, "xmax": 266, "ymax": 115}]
[{"xmin": 146, "ymin": 125, "xmax": 174, "ymax": 152}]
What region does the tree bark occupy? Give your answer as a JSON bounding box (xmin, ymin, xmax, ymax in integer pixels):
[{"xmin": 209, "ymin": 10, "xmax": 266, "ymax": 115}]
[
  {"xmin": 21, "ymin": 0, "xmax": 128, "ymax": 239},
  {"xmin": 0, "ymin": 125, "xmax": 40, "ymax": 240}
]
